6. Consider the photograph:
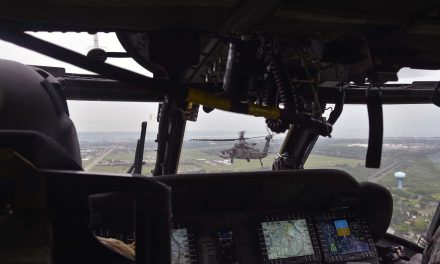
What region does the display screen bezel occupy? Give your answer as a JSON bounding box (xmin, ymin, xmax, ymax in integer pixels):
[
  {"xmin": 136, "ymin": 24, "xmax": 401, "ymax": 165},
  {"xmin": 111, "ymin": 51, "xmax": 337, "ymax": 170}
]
[
  {"xmin": 315, "ymin": 211, "xmax": 377, "ymax": 263},
  {"xmin": 256, "ymin": 213, "xmax": 322, "ymax": 264}
]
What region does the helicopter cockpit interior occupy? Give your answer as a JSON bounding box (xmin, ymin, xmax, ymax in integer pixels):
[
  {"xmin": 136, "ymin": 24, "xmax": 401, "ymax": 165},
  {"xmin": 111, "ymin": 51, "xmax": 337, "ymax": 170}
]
[{"xmin": 1, "ymin": 1, "xmax": 440, "ymax": 264}]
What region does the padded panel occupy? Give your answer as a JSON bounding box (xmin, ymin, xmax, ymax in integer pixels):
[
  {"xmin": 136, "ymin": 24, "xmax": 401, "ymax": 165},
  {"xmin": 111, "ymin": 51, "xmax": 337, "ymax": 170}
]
[
  {"xmin": 359, "ymin": 182, "xmax": 393, "ymax": 241},
  {"xmin": 44, "ymin": 170, "xmax": 172, "ymax": 264},
  {"xmin": 157, "ymin": 169, "xmax": 392, "ymax": 242}
]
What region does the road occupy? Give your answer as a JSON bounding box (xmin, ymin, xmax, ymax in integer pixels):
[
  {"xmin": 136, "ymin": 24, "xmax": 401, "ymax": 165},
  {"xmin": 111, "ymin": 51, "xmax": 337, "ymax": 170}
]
[
  {"xmin": 368, "ymin": 161, "xmax": 401, "ymax": 183},
  {"xmin": 84, "ymin": 146, "xmax": 116, "ymax": 171}
]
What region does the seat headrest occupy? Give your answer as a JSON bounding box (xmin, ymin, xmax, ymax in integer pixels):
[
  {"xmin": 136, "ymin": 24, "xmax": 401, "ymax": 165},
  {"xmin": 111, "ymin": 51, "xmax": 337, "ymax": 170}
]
[{"xmin": 0, "ymin": 59, "xmax": 81, "ymax": 166}]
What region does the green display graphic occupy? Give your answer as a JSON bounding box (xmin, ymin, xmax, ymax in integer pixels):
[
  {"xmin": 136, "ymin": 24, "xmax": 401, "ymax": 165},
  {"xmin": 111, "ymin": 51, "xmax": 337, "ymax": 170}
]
[{"xmin": 262, "ymin": 219, "xmax": 315, "ymax": 260}]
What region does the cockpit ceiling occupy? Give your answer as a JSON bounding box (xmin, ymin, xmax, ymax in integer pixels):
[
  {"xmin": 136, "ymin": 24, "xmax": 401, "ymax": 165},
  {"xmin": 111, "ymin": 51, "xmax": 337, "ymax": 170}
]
[
  {"xmin": 18, "ymin": 0, "xmax": 240, "ymax": 7},
  {"xmin": 1, "ymin": 0, "xmax": 440, "ymax": 34},
  {"xmin": 3, "ymin": 1, "xmax": 440, "ymax": 75}
]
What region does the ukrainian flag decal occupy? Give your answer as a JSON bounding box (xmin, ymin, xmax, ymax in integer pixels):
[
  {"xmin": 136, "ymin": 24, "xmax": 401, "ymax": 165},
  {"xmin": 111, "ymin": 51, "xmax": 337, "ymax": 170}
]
[{"xmin": 334, "ymin": 220, "xmax": 350, "ymax": 236}]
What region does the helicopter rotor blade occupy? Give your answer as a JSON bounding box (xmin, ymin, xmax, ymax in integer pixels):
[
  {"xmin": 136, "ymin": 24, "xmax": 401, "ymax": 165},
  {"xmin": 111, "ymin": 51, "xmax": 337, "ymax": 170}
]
[
  {"xmin": 190, "ymin": 131, "xmax": 268, "ymax": 142},
  {"xmin": 242, "ymin": 136, "xmax": 267, "ymax": 140},
  {"xmin": 190, "ymin": 136, "xmax": 266, "ymax": 141},
  {"xmin": 190, "ymin": 138, "xmax": 240, "ymax": 142}
]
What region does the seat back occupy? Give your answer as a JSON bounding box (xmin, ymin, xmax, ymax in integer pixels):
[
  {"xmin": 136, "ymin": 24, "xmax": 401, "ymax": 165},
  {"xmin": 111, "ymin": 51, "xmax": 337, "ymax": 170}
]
[
  {"xmin": 0, "ymin": 131, "xmax": 172, "ymax": 264},
  {"xmin": 0, "ymin": 60, "xmax": 172, "ymax": 264},
  {"xmin": 0, "ymin": 149, "xmax": 52, "ymax": 264}
]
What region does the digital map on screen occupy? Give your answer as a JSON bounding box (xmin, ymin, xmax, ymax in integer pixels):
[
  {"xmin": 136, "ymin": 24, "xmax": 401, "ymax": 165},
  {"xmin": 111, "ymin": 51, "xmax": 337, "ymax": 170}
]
[{"xmin": 262, "ymin": 219, "xmax": 315, "ymax": 260}]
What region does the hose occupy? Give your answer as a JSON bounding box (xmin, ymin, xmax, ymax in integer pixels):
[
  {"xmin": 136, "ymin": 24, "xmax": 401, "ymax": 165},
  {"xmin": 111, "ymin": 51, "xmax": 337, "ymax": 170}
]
[
  {"xmin": 265, "ymin": 119, "xmax": 289, "ymax": 133},
  {"xmin": 264, "ymin": 49, "xmax": 296, "ymax": 133},
  {"xmin": 266, "ymin": 53, "xmax": 295, "ymax": 107},
  {"xmin": 261, "ymin": 76, "xmax": 276, "ymax": 106}
]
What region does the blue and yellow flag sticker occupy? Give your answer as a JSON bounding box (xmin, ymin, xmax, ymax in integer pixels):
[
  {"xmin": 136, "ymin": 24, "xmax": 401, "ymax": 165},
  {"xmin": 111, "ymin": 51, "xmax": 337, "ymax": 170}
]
[{"xmin": 334, "ymin": 220, "xmax": 350, "ymax": 236}]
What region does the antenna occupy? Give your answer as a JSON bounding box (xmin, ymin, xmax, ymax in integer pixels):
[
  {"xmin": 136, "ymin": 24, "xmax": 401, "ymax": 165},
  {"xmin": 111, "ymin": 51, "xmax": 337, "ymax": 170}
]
[
  {"xmin": 127, "ymin": 122, "xmax": 148, "ymax": 175},
  {"xmin": 87, "ymin": 33, "xmax": 129, "ymax": 62},
  {"xmin": 93, "ymin": 34, "xmax": 99, "ymax": 49}
]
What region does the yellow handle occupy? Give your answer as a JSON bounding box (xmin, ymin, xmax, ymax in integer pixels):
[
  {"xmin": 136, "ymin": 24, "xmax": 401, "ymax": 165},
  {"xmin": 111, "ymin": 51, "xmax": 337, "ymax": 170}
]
[{"xmin": 186, "ymin": 88, "xmax": 281, "ymax": 119}]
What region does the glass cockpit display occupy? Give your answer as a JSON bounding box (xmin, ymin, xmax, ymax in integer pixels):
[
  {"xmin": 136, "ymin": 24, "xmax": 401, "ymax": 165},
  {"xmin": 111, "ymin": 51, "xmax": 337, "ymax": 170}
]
[
  {"xmin": 320, "ymin": 219, "xmax": 370, "ymax": 255},
  {"xmin": 261, "ymin": 219, "xmax": 315, "ymax": 260},
  {"xmin": 171, "ymin": 228, "xmax": 192, "ymax": 264}
]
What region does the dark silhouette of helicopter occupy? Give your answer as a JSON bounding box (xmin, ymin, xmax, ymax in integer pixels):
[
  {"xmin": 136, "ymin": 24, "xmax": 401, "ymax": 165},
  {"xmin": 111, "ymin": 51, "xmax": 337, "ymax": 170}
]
[{"xmin": 190, "ymin": 130, "xmax": 273, "ymax": 166}]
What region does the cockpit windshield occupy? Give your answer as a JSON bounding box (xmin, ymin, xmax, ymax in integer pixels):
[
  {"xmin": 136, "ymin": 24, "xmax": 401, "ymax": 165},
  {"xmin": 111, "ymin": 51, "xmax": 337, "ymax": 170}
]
[
  {"xmin": 305, "ymin": 104, "xmax": 440, "ymax": 244},
  {"xmin": 179, "ymin": 110, "xmax": 286, "ymax": 173},
  {"xmin": 68, "ymin": 101, "xmax": 159, "ymax": 174},
  {"xmin": 2, "ymin": 31, "xmax": 440, "ymax": 246}
]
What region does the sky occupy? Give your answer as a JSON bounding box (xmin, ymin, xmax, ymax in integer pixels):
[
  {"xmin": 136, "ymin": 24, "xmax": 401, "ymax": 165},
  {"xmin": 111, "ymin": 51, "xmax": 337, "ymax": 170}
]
[{"xmin": 1, "ymin": 32, "xmax": 440, "ymax": 138}]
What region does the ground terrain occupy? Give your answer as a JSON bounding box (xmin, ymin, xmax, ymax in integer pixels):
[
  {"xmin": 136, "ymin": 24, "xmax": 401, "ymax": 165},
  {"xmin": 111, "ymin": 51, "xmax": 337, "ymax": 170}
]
[{"xmin": 79, "ymin": 133, "xmax": 440, "ymax": 243}]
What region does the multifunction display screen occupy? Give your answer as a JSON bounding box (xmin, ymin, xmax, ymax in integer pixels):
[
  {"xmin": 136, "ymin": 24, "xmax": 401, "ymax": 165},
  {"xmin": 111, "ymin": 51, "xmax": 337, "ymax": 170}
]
[
  {"xmin": 171, "ymin": 228, "xmax": 192, "ymax": 264},
  {"xmin": 320, "ymin": 219, "xmax": 370, "ymax": 255},
  {"xmin": 261, "ymin": 219, "xmax": 315, "ymax": 260}
]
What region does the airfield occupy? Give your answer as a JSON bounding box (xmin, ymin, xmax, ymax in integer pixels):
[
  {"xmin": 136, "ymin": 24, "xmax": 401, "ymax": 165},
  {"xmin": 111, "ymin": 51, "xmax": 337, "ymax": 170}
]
[{"xmin": 79, "ymin": 133, "xmax": 440, "ymax": 244}]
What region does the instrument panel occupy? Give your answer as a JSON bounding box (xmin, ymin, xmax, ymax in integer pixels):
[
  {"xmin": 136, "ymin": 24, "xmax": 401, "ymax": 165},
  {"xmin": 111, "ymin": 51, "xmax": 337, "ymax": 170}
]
[
  {"xmin": 89, "ymin": 169, "xmax": 392, "ymax": 264},
  {"xmin": 316, "ymin": 212, "xmax": 377, "ymax": 263},
  {"xmin": 170, "ymin": 210, "xmax": 377, "ymax": 264}
]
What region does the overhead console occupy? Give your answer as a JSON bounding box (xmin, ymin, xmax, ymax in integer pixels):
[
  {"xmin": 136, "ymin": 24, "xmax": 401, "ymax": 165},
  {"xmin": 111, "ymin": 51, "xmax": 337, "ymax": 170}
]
[{"xmin": 157, "ymin": 169, "xmax": 392, "ymax": 264}]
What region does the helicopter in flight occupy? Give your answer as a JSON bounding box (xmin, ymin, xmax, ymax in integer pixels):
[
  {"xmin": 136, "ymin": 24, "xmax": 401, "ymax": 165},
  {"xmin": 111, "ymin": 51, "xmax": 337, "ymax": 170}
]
[{"xmin": 190, "ymin": 130, "xmax": 273, "ymax": 166}]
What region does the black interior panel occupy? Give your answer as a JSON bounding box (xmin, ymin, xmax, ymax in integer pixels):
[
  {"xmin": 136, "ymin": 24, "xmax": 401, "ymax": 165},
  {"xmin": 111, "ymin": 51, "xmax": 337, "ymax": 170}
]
[{"xmin": 157, "ymin": 169, "xmax": 392, "ymax": 242}]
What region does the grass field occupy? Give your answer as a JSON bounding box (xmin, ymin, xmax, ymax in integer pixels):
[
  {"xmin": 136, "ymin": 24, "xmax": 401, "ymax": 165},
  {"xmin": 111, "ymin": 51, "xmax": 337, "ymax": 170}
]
[
  {"xmin": 90, "ymin": 165, "xmax": 129, "ymax": 173},
  {"xmin": 81, "ymin": 159, "xmax": 93, "ymax": 168},
  {"xmin": 105, "ymin": 150, "xmax": 156, "ymax": 161},
  {"xmin": 105, "ymin": 151, "xmax": 134, "ymax": 160},
  {"xmin": 305, "ymin": 154, "xmax": 363, "ymax": 168}
]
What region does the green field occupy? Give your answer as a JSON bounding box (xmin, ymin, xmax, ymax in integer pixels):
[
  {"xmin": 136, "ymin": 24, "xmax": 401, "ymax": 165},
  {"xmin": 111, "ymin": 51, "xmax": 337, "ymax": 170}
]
[
  {"xmin": 87, "ymin": 148, "xmax": 156, "ymax": 174},
  {"xmin": 81, "ymin": 159, "xmax": 93, "ymax": 168},
  {"xmin": 105, "ymin": 151, "xmax": 135, "ymax": 160},
  {"xmin": 90, "ymin": 165, "xmax": 129, "ymax": 174},
  {"xmin": 305, "ymin": 154, "xmax": 363, "ymax": 168}
]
